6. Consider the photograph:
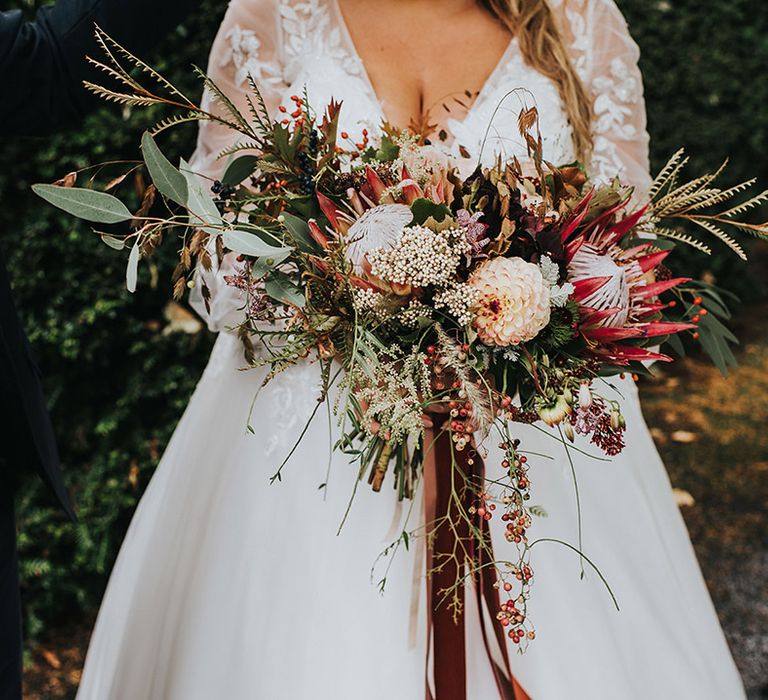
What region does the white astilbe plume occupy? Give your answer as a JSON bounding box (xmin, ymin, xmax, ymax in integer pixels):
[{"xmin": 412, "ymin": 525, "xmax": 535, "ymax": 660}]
[
  {"xmin": 349, "ymin": 346, "xmax": 431, "ymax": 445},
  {"xmin": 435, "ymin": 325, "xmax": 495, "ymax": 435}
]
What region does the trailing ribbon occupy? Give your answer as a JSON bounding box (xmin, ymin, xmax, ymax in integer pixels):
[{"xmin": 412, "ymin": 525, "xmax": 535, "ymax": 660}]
[{"xmin": 424, "ymin": 415, "xmax": 531, "ymax": 700}]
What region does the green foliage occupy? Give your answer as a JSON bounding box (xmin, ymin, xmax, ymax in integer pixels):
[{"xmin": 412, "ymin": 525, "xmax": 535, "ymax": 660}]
[{"xmin": 0, "ymin": 0, "xmax": 766, "ymax": 646}]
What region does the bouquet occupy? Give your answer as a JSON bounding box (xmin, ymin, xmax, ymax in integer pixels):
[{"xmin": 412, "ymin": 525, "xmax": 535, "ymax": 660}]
[{"xmin": 34, "ymin": 31, "xmax": 768, "ymax": 653}]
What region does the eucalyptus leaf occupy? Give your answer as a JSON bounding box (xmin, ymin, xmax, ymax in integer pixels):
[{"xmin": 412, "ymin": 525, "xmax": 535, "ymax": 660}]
[
  {"xmin": 180, "ymin": 158, "xmax": 223, "ymax": 235},
  {"xmin": 222, "ymin": 154, "xmax": 258, "ymax": 187},
  {"xmin": 280, "ymin": 212, "xmax": 317, "ymax": 253},
  {"xmin": 32, "ymin": 184, "xmax": 133, "ymax": 224},
  {"xmin": 141, "ymin": 132, "xmax": 188, "ymax": 207},
  {"xmin": 265, "ymin": 273, "xmax": 305, "ymax": 307},
  {"xmin": 126, "ymin": 243, "xmax": 140, "ymax": 293},
  {"xmin": 99, "ymin": 233, "xmax": 127, "ymax": 251},
  {"xmin": 222, "ymin": 229, "xmax": 293, "ymax": 262}
]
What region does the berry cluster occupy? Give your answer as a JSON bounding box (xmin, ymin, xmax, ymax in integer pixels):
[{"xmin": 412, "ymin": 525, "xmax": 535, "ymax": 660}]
[
  {"xmin": 296, "ymin": 149, "xmax": 316, "ymax": 195},
  {"xmin": 296, "ymin": 128, "xmax": 319, "ymax": 196},
  {"xmin": 495, "ymin": 438, "xmax": 536, "ymax": 646},
  {"xmin": 211, "ymin": 180, "xmax": 236, "ymax": 214}
]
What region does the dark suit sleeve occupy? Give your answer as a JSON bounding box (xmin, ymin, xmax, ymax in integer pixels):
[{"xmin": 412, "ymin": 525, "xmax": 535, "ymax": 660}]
[{"xmin": 0, "ymin": 0, "xmax": 199, "ymax": 136}]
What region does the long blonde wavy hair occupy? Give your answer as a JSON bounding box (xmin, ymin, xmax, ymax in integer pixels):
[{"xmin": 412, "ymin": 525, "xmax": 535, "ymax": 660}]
[{"xmin": 480, "ymin": 0, "xmax": 593, "ymax": 162}]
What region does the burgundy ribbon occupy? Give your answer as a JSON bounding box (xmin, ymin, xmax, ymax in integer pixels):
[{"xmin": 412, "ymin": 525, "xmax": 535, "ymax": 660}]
[{"xmin": 424, "ymin": 416, "xmax": 530, "ymax": 700}]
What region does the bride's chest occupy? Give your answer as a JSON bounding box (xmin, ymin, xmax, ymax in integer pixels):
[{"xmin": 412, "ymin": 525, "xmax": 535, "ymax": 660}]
[{"xmin": 233, "ymin": 0, "xmax": 579, "ymax": 166}]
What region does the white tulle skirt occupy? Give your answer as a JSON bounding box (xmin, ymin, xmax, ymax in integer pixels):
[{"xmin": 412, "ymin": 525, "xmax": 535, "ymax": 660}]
[{"xmin": 76, "ymin": 332, "xmax": 745, "ymax": 699}]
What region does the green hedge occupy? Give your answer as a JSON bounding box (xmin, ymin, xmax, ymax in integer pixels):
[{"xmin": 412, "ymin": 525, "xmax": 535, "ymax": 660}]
[{"xmin": 1, "ymin": 0, "xmax": 765, "ymax": 643}]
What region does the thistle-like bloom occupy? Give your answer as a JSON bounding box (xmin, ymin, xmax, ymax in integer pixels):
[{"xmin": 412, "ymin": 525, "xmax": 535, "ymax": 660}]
[
  {"xmin": 456, "ymin": 209, "xmax": 490, "ymax": 263},
  {"xmin": 468, "ymin": 257, "xmax": 551, "ymax": 347}
]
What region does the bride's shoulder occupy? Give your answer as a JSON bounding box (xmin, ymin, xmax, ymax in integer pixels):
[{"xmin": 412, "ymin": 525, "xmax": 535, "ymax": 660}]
[
  {"xmin": 550, "ymin": 0, "xmax": 632, "ymax": 31},
  {"xmin": 551, "ymin": 0, "xmax": 638, "ymax": 61}
]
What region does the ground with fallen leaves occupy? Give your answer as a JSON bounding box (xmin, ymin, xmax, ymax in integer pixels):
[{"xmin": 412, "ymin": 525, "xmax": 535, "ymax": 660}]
[{"xmin": 21, "ymin": 306, "xmax": 768, "ymax": 699}]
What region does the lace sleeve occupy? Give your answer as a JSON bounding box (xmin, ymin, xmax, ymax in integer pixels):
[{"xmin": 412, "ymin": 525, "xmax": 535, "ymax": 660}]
[
  {"xmin": 573, "ymin": 0, "xmax": 652, "ymax": 193},
  {"xmin": 188, "ymin": 0, "xmax": 285, "ymax": 332}
]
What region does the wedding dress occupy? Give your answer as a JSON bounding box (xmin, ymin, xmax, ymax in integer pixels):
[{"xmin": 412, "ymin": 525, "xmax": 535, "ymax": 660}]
[{"xmin": 75, "ymin": 1, "xmax": 746, "ymax": 698}]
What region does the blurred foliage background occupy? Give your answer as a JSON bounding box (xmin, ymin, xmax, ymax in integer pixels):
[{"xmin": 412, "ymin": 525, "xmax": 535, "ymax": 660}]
[{"xmin": 0, "ymin": 0, "xmax": 766, "ymax": 695}]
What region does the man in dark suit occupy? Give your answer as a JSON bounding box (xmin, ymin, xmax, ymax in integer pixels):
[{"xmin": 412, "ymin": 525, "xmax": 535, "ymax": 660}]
[{"xmin": 0, "ymin": 1, "xmax": 198, "ymax": 696}]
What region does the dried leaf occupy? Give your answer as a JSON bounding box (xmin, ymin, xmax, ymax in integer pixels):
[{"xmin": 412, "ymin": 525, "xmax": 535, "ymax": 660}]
[
  {"xmin": 173, "ymin": 275, "xmax": 187, "ymax": 300},
  {"xmin": 53, "ymin": 171, "xmax": 77, "ymax": 188}
]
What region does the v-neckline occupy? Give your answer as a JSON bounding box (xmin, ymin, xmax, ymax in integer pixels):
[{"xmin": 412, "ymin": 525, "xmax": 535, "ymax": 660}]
[{"xmin": 330, "ymin": 0, "xmax": 517, "ymax": 139}]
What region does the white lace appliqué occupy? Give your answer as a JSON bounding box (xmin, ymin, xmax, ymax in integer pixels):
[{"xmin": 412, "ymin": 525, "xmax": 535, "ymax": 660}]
[
  {"xmin": 222, "ymin": 24, "xmax": 283, "ymax": 89},
  {"xmin": 261, "ymin": 361, "xmax": 326, "ymax": 457},
  {"xmin": 279, "ymin": 0, "xmax": 364, "ymax": 81},
  {"xmin": 563, "ymin": 0, "xmax": 644, "ymax": 184}
]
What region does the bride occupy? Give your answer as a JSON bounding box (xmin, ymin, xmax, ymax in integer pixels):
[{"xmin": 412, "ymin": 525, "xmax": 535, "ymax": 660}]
[{"xmin": 75, "ymin": 0, "xmax": 746, "ymax": 698}]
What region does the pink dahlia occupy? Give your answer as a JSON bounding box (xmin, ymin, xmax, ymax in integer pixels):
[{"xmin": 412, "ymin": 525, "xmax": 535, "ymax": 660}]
[{"xmin": 468, "ymin": 257, "xmax": 551, "ymax": 347}]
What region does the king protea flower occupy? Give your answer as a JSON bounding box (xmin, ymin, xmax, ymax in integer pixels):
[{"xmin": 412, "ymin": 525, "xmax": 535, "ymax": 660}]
[
  {"xmin": 561, "ymin": 193, "xmax": 696, "ymax": 364},
  {"xmin": 344, "ymin": 204, "xmax": 412, "ymax": 272},
  {"xmin": 312, "ymin": 164, "xmax": 451, "ymax": 277}
]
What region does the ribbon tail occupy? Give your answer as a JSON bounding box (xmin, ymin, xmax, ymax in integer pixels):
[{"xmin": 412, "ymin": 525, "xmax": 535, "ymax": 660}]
[{"xmin": 423, "ymin": 418, "xmax": 531, "ymax": 700}]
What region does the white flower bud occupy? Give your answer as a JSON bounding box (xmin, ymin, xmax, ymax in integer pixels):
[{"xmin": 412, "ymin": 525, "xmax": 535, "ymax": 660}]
[{"xmin": 578, "ymin": 382, "xmax": 593, "ymax": 409}]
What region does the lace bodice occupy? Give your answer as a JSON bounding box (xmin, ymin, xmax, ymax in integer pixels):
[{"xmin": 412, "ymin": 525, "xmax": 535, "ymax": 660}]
[
  {"xmin": 193, "ymin": 0, "xmax": 649, "ymax": 180},
  {"xmin": 190, "ymin": 0, "xmax": 652, "ymax": 333}
]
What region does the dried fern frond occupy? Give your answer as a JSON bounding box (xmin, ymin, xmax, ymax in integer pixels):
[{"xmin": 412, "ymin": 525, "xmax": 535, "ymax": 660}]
[
  {"xmin": 246, "ymin": 76, "xmax": 274, "ymax": 133},
  {"xmin": 93, "ymin": 25, "xmax": 192, "ymax": 103},
  {"xmin": 647, "ymin": 148, "xmax": 687, "ymax": 199},
  {"xmin": 193, "ymin": 66, "xmax": 254, "ymax": 136},
  {"xmin": 652, "ymin": 187, "xmax": 722, "ymax": 217},
  {"xmin": 720, "ymin": 189, "xmax": 768, "ymax": 219},
  {"xmin": 85, "ymin": 56, "xmax": 142, "ymax": 93},
  {"xmin": 688, "ymin": 218, "xmax": 746, "ymax": 260},
  {"xmin": 435, "ymin": 325, "xmax": 494, "ymax": 434},
  {"xmin": 647, "ymin": 150, "xmax": 768, "ymax": 258},
  {"xmin": 217, "ymin": 141, "xmax": 261, "ymax": 159},
  {"xmin": 149, "ymin": 112, "xmax": 209, "ymax": 136},
  {"xmin": 637, "ymin": 226, "xmax": 713, "ymax": 255},
  {"xmin": 82, "ymin": 83, "xmax": 164, "ymax": 107}
]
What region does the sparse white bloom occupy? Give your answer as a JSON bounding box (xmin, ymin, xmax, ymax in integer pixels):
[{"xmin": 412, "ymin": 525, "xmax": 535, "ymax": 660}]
[
  {"xmin": 368, "ymin": 225, "xmax": 469, "ymax": 288},
  {"xmin": 396, "ymin": 137, "xmax": 452, "ymax": 185},
  {"xmin": 397, "ymin": 299, "xmax": 433, "ymax": 328},
  {"xmin": 353, "ymin": 287, "xmax": 391, "ymax": 322},
  {"xmin": 433, "ymin": 283, "xmax": 480, "ymax": 326},
  {"xmin": 347, "ymin": 347, "xmax": 430, "ymax": 444}
]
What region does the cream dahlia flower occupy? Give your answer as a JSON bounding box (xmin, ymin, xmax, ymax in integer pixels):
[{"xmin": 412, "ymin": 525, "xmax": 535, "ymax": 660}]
[{"xmin": 468, "ymin": 257, "xmax": 551, "ymax": 346}]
